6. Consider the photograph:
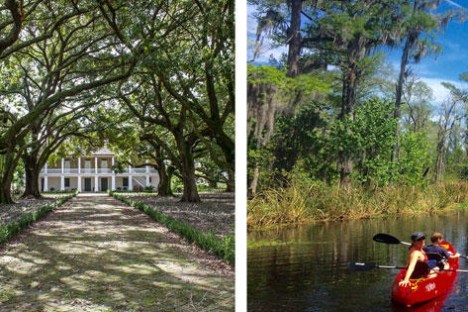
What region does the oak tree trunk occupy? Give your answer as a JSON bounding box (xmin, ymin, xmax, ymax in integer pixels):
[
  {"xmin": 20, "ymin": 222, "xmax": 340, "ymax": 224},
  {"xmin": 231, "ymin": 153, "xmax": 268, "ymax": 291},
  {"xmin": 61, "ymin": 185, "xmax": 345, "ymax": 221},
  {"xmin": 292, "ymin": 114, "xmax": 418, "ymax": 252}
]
[
  {"xmin": 157, "ymin": 165, "xmax": 174, "ymax": 197},
  {"xmin": 22, "ymin": 154, "xmax": 42, "ymax": 198},
  {"xmin": 175, "ymin": 132, "xmax": 200, "ymax": 203}
]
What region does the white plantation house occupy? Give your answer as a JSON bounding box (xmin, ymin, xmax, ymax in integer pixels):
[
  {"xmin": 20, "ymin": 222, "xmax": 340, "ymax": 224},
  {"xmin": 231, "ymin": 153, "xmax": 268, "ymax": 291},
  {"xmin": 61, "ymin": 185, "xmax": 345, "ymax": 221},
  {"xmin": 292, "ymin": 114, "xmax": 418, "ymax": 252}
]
[{"xmin": 39, "ymin": 148, "xmax": 159, "ymax": 192}]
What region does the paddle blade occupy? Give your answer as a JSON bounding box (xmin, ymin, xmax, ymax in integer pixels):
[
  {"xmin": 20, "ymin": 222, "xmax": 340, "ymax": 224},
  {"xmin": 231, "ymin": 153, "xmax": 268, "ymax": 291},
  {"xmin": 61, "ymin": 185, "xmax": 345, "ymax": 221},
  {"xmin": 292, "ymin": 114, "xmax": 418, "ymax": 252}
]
[
  {"xmin": 348, "ymin": 262, "xmax": 377, "ymax": 272},
  {"xmin": 373, "ymin": 233, "xmax": 401, "ymax": 245}
]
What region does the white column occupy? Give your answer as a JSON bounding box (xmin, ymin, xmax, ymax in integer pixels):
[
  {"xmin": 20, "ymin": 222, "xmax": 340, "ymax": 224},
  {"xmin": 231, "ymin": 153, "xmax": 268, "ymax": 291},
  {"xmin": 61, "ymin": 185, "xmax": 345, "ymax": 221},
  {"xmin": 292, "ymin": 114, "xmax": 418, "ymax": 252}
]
[
  {"xmin": 111, "ymin": 157, "xmax": 116, "ymax": 190},
  {"xmin": 95, "ymin": 157, "xmax": 98, "ymax": 174},
  {"xmin": 60, "ymin": 176, "xmax": 65, "ymax": 191},
  {"xmin": 78, "ymin": 157, "xmax": 81, "ymax": 174},
  {"xmin": 44, "ymin": 163, "xmax": 48, "ymax": 174},
  {"xmin": 128, "ymin": 162, "xmax": 132, "ymax": 191},
  {"xmin": 77, "ymin": 176, "xmax": 81, "ymax": 192},
  {"xmin": 61, "ymin": 158, "xmax": 64, "ymax": 174},
  {"xmin": 145, "ymin": 160, "xmax": 150, "ymax": 186},
  {"xmin": 44, "ymin": 176, "xmax": 49, "ymax": 192},
  {"xmin": 94, "ymin": 175, "xmax": 99, "ymax": 192}
]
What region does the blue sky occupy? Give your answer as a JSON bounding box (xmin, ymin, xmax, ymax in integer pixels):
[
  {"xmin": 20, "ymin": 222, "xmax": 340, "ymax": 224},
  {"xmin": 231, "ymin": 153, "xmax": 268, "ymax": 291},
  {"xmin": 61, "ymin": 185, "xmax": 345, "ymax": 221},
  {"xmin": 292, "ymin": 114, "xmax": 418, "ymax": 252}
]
[{"xmin": 247, "ymin": 1, "xmax": 468, "ymax": 103}]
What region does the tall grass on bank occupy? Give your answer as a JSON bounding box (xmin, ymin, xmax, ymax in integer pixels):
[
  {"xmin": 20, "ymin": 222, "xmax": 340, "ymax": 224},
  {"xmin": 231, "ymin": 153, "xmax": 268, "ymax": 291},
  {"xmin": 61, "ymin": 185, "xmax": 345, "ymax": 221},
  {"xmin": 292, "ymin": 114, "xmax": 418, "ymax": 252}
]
[
  {"xmin": 248, "ymin": 182, "xmax": 468, "ymax": 228},
  {"xmin": 0, "ymin": 191, "xmax": 78, "ymax": 245},
  {"xmin": 111, "ymin": 192, "xmax": 235, "ymax": 265}
]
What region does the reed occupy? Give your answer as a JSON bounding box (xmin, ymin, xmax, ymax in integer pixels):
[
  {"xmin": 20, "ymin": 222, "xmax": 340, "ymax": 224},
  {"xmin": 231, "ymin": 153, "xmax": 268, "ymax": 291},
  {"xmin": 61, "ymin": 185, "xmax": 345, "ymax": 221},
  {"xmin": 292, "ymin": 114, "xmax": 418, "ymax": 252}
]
[{"xmin": 248, "ymin": 182, "xmax": 468, "ymax": 228}]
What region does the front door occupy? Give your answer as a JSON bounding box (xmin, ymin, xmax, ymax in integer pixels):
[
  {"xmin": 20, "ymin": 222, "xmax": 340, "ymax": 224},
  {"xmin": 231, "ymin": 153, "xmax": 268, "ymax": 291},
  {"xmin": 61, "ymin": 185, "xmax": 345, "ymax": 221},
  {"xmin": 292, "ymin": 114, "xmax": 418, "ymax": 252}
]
[
  {"xmin": 84, "ymin": 178, "xmax": 92, "ymax": 192},
  {"xmin": 101, "ymin": 178, "xmax": 108, "ymax": 192}
]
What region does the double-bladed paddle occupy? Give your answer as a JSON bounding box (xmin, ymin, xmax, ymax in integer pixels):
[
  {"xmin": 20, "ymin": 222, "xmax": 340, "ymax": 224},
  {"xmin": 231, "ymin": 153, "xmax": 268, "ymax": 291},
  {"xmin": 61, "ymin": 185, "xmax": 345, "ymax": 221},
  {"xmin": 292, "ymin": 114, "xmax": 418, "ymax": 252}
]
[
  {"xmin": 348, "ymin": 262, "xmax": 404, "ymax": 271},
  {"xmin": 372, "ymin": 233, "xmax": 468, "ymax": 260},
  {"xmin": 348, "ymin": 261, "xmax": 468, "ymax": 273},
  {"xmin": 373, "ymin": 233, "xmax": 411, "ymax": 246}
]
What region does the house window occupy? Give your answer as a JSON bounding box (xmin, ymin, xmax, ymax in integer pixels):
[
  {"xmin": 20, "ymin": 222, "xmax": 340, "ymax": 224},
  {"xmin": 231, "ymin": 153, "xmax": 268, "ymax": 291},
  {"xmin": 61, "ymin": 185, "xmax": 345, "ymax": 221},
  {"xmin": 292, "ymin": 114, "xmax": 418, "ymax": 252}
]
[
  {"xmin": 123, "ymin": 177, "xmax": 129, "ymax": 188},
  {"xmin": 65, "ymin": 178, "xmax": 70, "ymax": 187},
  {"xmin": 149, "ymin": 177, "xmax": 152, "ymax": 183},
  {"xmin": 85, "ymin": 160, "xmax": 91, "ymax": 172}
]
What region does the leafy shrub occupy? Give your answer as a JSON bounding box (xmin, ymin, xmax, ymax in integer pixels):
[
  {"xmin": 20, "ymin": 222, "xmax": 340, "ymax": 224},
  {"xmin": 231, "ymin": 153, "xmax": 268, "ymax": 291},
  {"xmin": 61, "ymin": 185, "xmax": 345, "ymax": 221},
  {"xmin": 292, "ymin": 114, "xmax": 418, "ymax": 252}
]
[{"xmin": 144, "ymin": 185, "xmax": 154, "ymax": 193}]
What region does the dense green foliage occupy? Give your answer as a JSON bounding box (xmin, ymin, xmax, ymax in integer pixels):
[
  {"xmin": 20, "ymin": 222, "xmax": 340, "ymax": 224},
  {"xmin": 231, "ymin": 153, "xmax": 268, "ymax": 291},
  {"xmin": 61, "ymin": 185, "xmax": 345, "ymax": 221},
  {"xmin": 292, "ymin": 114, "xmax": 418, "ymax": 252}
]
[
  {"xmin": 0, "ymin": 1, "xmax": 234, "ymax": 204},
  {"xmin": 248, "ymin": 0, "xmax": 468, "ymax": 225}
]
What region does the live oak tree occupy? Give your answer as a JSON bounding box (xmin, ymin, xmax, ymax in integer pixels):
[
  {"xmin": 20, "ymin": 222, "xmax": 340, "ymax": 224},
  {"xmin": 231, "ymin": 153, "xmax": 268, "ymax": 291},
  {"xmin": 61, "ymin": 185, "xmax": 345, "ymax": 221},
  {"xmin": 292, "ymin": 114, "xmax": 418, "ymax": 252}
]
[
  {"xmin": 98, "ymin": 0, "xmax": 234, "ymax": 201},
  {"xmin": 148, "ymin": 0, "xmax": 235, "ymax": 193},
  {"xmin": 0, "ymin": 1, "xmax": 137, "ymax": 203},
  {"xmin": 119, "ymin": 75, "xmax": 203, "ymax": 203},
  {"xmin": 0, "ymin": 1, "xmax": 234, "ymax": 205},
  {"xmin": 0, "ymin": 0, "xmax": 24, "ymax": 55}
]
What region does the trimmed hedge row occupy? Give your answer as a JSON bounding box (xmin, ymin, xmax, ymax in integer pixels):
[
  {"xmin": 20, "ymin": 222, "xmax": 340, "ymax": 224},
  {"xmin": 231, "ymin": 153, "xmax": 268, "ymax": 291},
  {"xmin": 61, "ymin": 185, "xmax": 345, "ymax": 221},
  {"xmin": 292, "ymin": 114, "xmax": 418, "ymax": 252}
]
[
  {"xmin": 0, "ymin": 191, "xmax": 78, "ymax": 246},
  {"xmin": 111, "ymin": 191, "xmax": 235, "ymax": 265}
]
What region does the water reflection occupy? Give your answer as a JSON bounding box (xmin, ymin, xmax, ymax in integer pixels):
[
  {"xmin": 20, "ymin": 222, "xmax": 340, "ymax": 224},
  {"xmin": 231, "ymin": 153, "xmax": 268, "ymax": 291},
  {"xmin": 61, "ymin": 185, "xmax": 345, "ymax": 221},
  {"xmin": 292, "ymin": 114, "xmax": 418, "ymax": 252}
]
[{"xmin": 248, "ymin": 210, "xmax": 468, "ymax": 311}]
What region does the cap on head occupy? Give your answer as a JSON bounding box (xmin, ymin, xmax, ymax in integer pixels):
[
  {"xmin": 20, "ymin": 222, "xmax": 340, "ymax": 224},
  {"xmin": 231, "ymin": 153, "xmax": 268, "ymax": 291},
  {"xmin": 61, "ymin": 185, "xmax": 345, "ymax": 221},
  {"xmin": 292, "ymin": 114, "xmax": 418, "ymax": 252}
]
[{"xmin": 411, "ymin": 232, "xmax": 425, "ymax": 242}]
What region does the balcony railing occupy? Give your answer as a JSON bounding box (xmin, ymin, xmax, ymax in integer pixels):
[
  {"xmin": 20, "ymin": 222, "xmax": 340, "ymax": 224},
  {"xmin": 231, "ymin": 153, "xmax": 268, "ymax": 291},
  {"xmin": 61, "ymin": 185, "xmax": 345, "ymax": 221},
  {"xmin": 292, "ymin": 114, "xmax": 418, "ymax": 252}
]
[
  {"xmin": 41, "ymin": 169, "xmax": 62, "ymax": 174},
  {"xmin": 131, "ymin": 168, "xmax": 147, "ymax": 173},
  {"xmin": 63, "ymin": 168, "xmax": 79, "ymax": 174},
  {"xmin": 97, "ymin": 168, "xmax": 113, "ymax": 174},
  {"xmin": 40, "ymin": 167, "xmax": 158, "ymax": 175}
]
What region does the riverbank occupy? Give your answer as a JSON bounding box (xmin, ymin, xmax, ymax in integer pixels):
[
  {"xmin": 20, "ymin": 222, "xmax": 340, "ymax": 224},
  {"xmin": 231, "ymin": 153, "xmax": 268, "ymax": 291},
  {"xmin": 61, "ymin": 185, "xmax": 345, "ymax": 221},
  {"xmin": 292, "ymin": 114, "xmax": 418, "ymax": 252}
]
[{"xmin": 248, "ymin": 182, "xmax": 468, "ymax": 228}]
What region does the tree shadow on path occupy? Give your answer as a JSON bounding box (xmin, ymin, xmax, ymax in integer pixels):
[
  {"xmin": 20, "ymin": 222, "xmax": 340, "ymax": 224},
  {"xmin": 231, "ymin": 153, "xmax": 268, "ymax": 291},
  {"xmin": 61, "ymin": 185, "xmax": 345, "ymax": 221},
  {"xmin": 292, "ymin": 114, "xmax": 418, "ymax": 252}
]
[{"xmin": 0, "ymin": 195, "xmax": 234, "ymax": 311}]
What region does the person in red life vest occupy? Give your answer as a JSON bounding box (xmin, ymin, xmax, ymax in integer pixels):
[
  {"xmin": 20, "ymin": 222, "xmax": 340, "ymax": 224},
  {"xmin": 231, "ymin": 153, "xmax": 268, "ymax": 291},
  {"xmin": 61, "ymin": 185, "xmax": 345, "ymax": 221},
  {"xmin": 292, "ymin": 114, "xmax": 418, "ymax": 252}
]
[{"xmin": 399, "ymin": 232, "xmax": 432, "ymax": 287}]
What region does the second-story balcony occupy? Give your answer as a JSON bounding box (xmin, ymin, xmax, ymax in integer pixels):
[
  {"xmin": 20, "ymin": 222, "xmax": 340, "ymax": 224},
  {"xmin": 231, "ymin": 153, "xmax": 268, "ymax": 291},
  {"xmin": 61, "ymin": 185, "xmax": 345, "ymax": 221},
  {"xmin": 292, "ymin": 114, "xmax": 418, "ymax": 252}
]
[{"xmin": 40, "ymin": 167, "xmax": 157, "ymax": 175}]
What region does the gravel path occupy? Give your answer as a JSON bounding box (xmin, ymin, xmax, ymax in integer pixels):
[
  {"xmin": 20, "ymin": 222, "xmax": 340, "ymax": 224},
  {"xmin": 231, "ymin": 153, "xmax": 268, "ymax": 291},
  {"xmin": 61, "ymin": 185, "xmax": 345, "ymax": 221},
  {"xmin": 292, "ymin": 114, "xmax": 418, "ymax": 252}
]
[{"xmin": 0, "ymin": 194, "xmax": 234, "ymax": 311}]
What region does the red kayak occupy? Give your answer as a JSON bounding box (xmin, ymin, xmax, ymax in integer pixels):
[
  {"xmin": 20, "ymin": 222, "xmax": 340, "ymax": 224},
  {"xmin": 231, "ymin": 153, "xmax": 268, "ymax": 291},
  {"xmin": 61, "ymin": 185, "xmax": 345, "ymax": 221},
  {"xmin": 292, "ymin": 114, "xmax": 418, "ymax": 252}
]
[{"xmin": 391, "ymin": 242, "xmax": 459, "ymax": 307}]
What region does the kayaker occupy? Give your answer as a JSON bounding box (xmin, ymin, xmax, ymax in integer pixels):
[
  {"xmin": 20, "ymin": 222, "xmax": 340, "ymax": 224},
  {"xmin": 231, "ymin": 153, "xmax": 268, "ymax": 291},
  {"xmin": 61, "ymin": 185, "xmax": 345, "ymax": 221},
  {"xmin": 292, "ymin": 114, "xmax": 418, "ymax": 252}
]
[
  {"xmin": 424, "ymin": 232, "xmax": 460, "ymax": 270},
  {"xmin": 399, "ymin": 232, "xmax": 432, "ymax": 287}
]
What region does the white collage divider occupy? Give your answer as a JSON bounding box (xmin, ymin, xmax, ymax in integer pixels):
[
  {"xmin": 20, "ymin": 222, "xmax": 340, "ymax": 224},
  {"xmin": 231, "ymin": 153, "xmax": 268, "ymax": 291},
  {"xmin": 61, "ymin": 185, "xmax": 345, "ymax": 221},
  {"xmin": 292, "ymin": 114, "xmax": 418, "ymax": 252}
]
[{"xmin": 236, "ymin": 0, "xmax": 248, "ymax": 311}]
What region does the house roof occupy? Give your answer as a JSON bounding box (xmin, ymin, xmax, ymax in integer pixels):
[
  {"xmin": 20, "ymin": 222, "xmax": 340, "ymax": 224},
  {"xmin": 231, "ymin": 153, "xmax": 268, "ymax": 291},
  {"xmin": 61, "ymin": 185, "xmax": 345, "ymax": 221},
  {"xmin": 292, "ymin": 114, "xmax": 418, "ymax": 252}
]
[{"xmin": 91, "ymin": 147, "xmax": 114, "ymax": 156}]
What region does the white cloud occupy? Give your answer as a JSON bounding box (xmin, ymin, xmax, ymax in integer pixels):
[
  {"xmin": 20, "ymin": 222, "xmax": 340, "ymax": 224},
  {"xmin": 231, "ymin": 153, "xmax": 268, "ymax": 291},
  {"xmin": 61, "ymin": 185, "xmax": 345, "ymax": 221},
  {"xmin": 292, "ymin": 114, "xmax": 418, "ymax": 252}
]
[{"xmin": 419, "ymin": 77, "xmax": 463, "ymax": 104}]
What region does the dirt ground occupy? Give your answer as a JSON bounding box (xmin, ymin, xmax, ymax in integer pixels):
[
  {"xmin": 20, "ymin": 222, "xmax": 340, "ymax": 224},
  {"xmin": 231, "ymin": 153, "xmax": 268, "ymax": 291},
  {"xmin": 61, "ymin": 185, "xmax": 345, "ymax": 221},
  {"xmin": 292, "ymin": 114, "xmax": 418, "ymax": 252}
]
[
  {"xmin": 119, "ymin": 192, "xmax": 235, "ymax": 238},
  {"xmin": 0, "ymin": 194, "xmax": 234, "ymax": 311},
  {"xmin": 0, "ymin": 194, "xmax": 66, "ymax": 226}
]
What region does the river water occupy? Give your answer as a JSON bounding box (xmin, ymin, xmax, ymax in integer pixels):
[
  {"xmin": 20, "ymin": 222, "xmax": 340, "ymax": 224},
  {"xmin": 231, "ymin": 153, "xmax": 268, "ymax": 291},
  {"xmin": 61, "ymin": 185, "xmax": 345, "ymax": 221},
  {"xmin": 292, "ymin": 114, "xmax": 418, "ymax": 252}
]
[{"xmin": 248, "ymin": 210, "xmax": 468, "ymax": 311}]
